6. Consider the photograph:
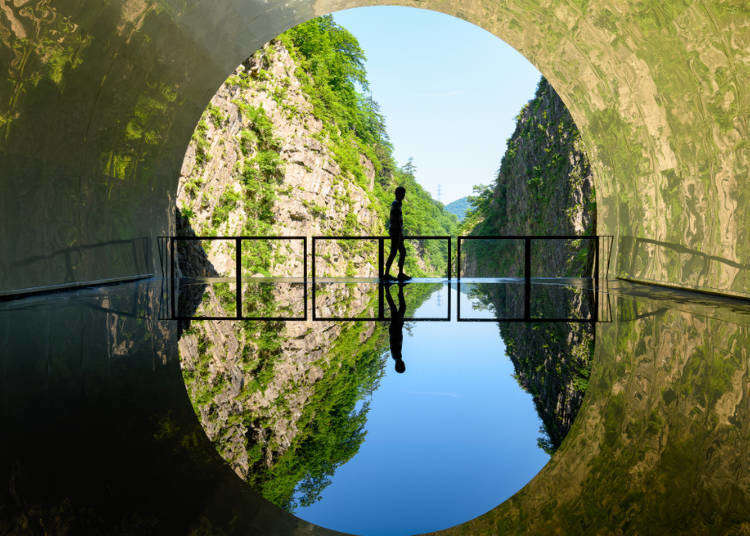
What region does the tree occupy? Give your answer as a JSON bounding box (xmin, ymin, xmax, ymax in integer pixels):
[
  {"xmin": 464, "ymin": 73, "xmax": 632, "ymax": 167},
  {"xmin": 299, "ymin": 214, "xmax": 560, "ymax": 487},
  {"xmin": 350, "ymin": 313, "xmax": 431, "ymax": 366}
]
[{"xmin": 401, "ymin": 157, "xmax": 416, "ymax": 179}]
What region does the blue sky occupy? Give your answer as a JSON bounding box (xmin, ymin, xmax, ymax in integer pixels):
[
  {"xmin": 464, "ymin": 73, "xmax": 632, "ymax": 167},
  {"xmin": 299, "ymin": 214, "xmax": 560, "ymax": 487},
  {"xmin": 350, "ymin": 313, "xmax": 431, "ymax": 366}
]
[{"xmin": 333, "ymin": 7, "xmax": 541, "ymax": 204}]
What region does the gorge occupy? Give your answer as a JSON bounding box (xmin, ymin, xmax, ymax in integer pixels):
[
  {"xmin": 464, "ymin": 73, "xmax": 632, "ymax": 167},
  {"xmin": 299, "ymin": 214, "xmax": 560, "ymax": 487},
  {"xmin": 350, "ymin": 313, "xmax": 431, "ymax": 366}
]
[
  {"xmin": 2, "ymin": 2, "xmax": 749, "ymax": 534},
  {"xmin": 174, "ymin": 17, "xmax": 460, "ymax": 512},
  {"xmin": 173, "ymin": 13, "xmax": 599, "ymax": 524}
]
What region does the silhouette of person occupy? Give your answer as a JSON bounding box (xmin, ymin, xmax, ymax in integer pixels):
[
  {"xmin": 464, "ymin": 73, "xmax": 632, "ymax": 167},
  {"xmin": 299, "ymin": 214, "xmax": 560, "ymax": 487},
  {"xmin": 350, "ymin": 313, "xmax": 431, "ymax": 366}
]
[
  {"xmin": 382, "ymin": 186, "xmax": 411, "ymax": 281},
  {"xmin": 386, "ymin": 281, "xmax": 407, "ymax": 373}
]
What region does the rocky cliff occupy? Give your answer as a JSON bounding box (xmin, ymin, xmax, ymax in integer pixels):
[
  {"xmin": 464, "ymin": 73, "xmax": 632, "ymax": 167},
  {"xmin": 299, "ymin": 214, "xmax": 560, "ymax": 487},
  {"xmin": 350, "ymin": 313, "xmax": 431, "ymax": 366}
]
[
  {"xmin": 173, "ymin": 37, "xmax": 389, "ymax": 510},
  {"xmin": 173, "ymin": 19, "xmax": 454, "ymax": 511},
  {"xmin": 464, "ymin": 77, "xmax": 595, "ymax": 276},
  {"xmin": 176, "ymin": 40, "xmax": 382, "ymax": 278},
  {"xmin": 464, "ymin": 77, "xmax": 596, "ymax": 452}
]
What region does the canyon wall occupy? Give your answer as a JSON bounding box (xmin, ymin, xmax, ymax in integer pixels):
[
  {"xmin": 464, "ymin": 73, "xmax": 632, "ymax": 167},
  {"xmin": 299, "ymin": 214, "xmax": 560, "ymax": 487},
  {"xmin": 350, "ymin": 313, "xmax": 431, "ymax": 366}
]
[
  {"xmin": 174, "ymin": 27, "xmax": 452, "ymax": 510},
  {"xmin": 464, "ymin": 77, "xmax": 596, "ymax": 451}
]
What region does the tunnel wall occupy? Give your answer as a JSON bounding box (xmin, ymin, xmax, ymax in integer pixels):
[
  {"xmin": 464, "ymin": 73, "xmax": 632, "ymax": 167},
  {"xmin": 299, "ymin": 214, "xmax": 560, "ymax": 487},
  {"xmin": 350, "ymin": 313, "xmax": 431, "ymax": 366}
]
[{"xmin": 0, "ymin": 0, "xmax": 747, "ymax": 297}]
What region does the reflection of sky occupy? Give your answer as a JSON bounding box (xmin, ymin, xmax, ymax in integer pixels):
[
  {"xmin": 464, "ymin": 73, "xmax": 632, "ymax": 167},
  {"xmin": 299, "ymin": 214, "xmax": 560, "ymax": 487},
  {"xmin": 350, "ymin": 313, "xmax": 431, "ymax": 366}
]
[{"xmin": 294, "ymin": 285, "xmax": 549, "ymax": 535}]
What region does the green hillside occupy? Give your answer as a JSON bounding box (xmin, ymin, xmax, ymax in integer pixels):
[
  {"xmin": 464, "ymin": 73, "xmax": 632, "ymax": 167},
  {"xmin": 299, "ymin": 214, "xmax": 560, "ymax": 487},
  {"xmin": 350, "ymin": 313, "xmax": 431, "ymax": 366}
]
[
  {"xmin": 280, "ymin": 16, "xmax": 458, "ymax": 276},
  {"xmin": 445, "ymin": 196, "xmax": 470, "ymax": 221}
]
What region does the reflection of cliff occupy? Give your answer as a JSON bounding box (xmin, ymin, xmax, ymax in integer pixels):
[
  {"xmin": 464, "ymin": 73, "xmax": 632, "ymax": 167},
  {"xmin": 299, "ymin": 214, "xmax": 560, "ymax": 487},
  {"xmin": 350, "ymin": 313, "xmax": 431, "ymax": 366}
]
[
  {"xmin": 179, "ymin": 285, "xmax": 383, "ymax": 509},
  {"xmin": 431, "ymin": 288, "xmax": 750, "ymax": 535},
  {"xmin": 504, "ymin": 321, "xmax": 592, "ymax": 452},
  {"xmin": 471, "ymin": 285, "xmax": 593, "ymax": 452},
  {"xmin": 179, "ymin": 283, "xmax": 440, "ymax": 511}
]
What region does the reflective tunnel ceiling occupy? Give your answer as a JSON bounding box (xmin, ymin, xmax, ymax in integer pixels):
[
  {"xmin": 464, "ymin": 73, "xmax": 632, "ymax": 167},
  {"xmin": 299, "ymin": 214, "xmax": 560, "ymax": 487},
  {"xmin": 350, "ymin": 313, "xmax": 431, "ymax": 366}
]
[{"xmin": 0, "ymin": 0, "xmax": 747, "ymax": 297}]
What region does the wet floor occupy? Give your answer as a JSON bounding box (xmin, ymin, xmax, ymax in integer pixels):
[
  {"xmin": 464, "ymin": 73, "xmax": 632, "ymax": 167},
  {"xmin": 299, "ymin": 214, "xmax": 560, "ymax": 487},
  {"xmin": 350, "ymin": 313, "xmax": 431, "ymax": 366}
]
[
  {"xmin": 1, "ymin": 278, "xmax": 749, "ymax": 534},
  {"xmin": 290, "ymin": 284, "xmax": 550, "ymax": 535}
]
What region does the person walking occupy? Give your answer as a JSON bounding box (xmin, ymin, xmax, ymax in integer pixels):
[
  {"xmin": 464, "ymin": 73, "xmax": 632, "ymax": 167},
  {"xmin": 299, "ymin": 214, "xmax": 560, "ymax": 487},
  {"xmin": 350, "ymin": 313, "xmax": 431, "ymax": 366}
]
[{"xmin": 382, "ymin": 186, "xmax": 411, "ymax": 281}]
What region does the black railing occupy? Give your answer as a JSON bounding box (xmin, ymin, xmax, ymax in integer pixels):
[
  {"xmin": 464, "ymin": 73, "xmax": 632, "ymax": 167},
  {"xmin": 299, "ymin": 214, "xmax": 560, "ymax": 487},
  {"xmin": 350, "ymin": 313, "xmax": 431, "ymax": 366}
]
[
  {"xmin": 170, "ymin": 236, "xmax": 307, "ymax": 321},
  {"xmin": 168, "ymin": 234, "xmax": 609, "ymax": 323},
  {"xmin": 311, "ymin": 235, "xmax": 451, "ymax": 321},
  {"xmin": 456, "ymin": 235, "xmax": 602, "ymax": 322}
]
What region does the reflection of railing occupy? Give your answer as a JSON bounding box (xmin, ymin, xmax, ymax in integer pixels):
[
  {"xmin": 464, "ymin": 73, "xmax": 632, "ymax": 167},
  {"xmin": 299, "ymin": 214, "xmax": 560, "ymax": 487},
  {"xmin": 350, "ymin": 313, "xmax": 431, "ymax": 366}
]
[
  {"xmin": 457, "ymin": 235, "xmax": 603, "ymax": 323},
  {"xmin": 311, "ymin": 236, "xmax": 451, "ymax": 321},
  {"xmin": 170, "ymin": 236, "xmax": 307, "ymax": 321},
  {"xmin": 168, "ymin": 234, "xmax": 613, "ymax": 323}
]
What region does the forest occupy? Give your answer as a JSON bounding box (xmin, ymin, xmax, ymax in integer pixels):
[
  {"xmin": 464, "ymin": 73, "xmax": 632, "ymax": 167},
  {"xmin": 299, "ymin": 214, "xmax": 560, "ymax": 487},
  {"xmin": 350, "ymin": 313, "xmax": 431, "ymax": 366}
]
[
  {"xmin": 179, "ymin": 16, "xmax": 457, "ymax": 513},
  {"xmin": 279, "ymin": 16, "xmax": 458, "ymax": 275}
]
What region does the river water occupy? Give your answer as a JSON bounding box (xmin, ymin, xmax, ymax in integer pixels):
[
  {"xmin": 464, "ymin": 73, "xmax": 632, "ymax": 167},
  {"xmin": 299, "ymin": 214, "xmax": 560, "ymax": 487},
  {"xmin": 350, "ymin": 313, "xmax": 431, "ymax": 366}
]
[
  {"xmin": 2, "ymin": 278, "xmax": 750, "ymax": 534},
  {"xmin": 292, "ymin": 284, "xmax": 549, "ymax": 535}
]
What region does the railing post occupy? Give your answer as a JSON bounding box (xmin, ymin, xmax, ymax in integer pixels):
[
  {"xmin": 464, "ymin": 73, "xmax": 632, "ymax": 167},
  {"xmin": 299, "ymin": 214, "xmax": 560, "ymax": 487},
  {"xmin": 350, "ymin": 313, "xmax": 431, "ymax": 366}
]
[
  {"xmin": 447, "ymin": 237, "xmax": 452, "ymax": 320},
  {"xmin": 447, "ymin": 236, "xmax": 452, "ymax": 280},
  {"xmin": 378, "ymin": 237, "xmax": 384, "ymax": 278},
  {"xmin": 378, "ymin": 237, "xmax": 385, "ymax": 320},
  {"xmin": 456, "ymin": 237, "xmax": 461, "ymax": 321},
  {"xmin": 524, "ymin": 237, "xmax": 531, "ymax": 321},
  {"xmin": 236, "ymin": 238, "xmax": 242, "ymax": 319},
  {"xmin": 303, "ymin": 237, "xmax": 308, "ymax": 321}
]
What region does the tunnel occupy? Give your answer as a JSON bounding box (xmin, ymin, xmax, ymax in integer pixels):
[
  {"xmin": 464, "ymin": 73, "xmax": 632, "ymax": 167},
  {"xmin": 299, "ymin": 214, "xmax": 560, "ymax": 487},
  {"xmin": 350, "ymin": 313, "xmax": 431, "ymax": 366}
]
[
  {"xmin": 1, "ymin": 0, "xmax": 747, "ymax": 299},
  {"xmin": 1, "ymin": 1, "xmax": 749, "ymax": 534}
]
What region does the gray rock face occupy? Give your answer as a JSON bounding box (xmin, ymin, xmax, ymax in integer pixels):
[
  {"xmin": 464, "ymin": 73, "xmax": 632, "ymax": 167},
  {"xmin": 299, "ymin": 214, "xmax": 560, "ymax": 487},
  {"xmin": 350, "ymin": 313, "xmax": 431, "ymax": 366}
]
[
  {"xmin": 465, "ymin": 77, "xmax": 596, "ymax": 453},
  {"xmin": 465, "ymin": 77, "xmax": 595, "ymax": 278},
  {"xmin": 176, "ymin": 40, "xmax": 381, "ymax": 279},
  {"xmin": 174, "ymin": 41, "xmax": 385, "ymax": 481}
]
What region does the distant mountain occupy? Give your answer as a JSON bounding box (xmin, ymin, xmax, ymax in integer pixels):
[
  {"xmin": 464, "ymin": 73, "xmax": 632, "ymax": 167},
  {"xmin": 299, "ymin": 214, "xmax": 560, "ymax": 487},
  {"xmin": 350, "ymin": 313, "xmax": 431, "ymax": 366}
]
[{"xmin": 445, "ymin": 197, "xmax": 470, "ymax": 221}]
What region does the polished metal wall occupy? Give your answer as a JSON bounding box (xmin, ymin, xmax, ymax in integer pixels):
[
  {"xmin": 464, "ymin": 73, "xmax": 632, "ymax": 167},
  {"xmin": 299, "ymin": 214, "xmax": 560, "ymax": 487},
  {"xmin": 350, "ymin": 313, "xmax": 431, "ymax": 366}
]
[{"xmin": 0, "ymin": 0, "xmax": 747, "ymax": 297}]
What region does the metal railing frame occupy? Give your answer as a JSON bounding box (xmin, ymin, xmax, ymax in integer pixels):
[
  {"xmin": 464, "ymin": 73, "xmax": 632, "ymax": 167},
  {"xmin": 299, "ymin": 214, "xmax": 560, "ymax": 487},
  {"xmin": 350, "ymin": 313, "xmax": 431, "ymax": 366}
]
[
  {"xmin": 170, "ymin": 236, "xmax": 307, "ymax": 321},
  {"xmin": 311, "ymin": 235, "xmax": 451, "ymax": 321},
  {"xmin": 167, "ymin": 234, "xmax": 612, "ymax": 323},
  {"xmin": 456, "ymin": 235, "xmax": 602, "ymax": 323}
]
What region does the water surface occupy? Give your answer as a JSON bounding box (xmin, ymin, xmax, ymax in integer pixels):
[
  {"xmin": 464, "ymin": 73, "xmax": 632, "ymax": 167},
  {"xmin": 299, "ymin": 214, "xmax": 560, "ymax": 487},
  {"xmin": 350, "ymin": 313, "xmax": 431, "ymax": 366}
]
[{"xmin": 292, "ymin": 284, "xmax": 549, "ymax": 535}]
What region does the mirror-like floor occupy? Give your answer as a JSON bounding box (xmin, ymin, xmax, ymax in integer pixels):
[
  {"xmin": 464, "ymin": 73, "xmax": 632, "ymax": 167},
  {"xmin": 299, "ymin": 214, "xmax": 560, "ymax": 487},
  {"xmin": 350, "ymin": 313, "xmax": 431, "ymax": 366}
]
[
  {"xmin": 2, "ymin": 278, "xmax": 750, "ymax": 534},
  {"xmin": 256, "ymin": 284, "xmax": 552, "ymax": 535}
]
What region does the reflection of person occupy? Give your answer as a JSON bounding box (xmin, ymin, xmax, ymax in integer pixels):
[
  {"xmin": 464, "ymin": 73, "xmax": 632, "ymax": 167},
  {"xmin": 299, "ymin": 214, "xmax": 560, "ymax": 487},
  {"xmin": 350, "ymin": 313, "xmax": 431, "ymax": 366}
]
[
  {"xmin": 382, "ymin": 186, "xmax": 411, "ymax": 281},
  {"xmin": 386, "ymin": 281, "xmax": 407, "ymax": 373}
]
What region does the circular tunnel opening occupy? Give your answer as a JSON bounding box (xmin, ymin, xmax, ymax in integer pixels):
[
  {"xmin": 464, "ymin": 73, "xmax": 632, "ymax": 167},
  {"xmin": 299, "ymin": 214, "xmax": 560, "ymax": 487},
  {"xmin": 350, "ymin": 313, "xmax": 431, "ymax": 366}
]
[
  {"xmin": 2, "ymin": 0, "xmax": 746, "ymax": 535},
  {"xmin": 172, "ymin": 6, "xmax": 597, "ymax": 535}
]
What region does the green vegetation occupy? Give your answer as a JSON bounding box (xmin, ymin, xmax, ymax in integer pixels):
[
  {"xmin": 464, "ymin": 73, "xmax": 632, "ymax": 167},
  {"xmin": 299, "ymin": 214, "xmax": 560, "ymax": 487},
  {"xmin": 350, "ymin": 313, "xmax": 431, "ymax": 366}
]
[
  {"xmin": 279, "ymin": 17, "xmax": 458, "ymax": 276},
  {"xmin": 278, "ymin": 16, "xmax": 391, "ymax": 183},
  {"xmin": 183, "ymin": 282, "xmax": 442, "ymax": 512},
  {"xmin": 211, "ymin": 189, "xmax": 240, "ymax": 227},
  {"xmin": 461, "ymin": 77, "xmax": 597, "ymax": 453},
  {"xmin": 192, "ymin": 118, "xmax": 211, "ymax": 167},
  {"xmin": 207, "ymin": 103, "xmax": 226, "ymax": 126},
  {"xmin": 245, "ymin": 282, "xmax": 440, "ymax": 510},
  {"xmin": 247, "ymin": 315, "xmax": 388, "ymax": 510}
]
